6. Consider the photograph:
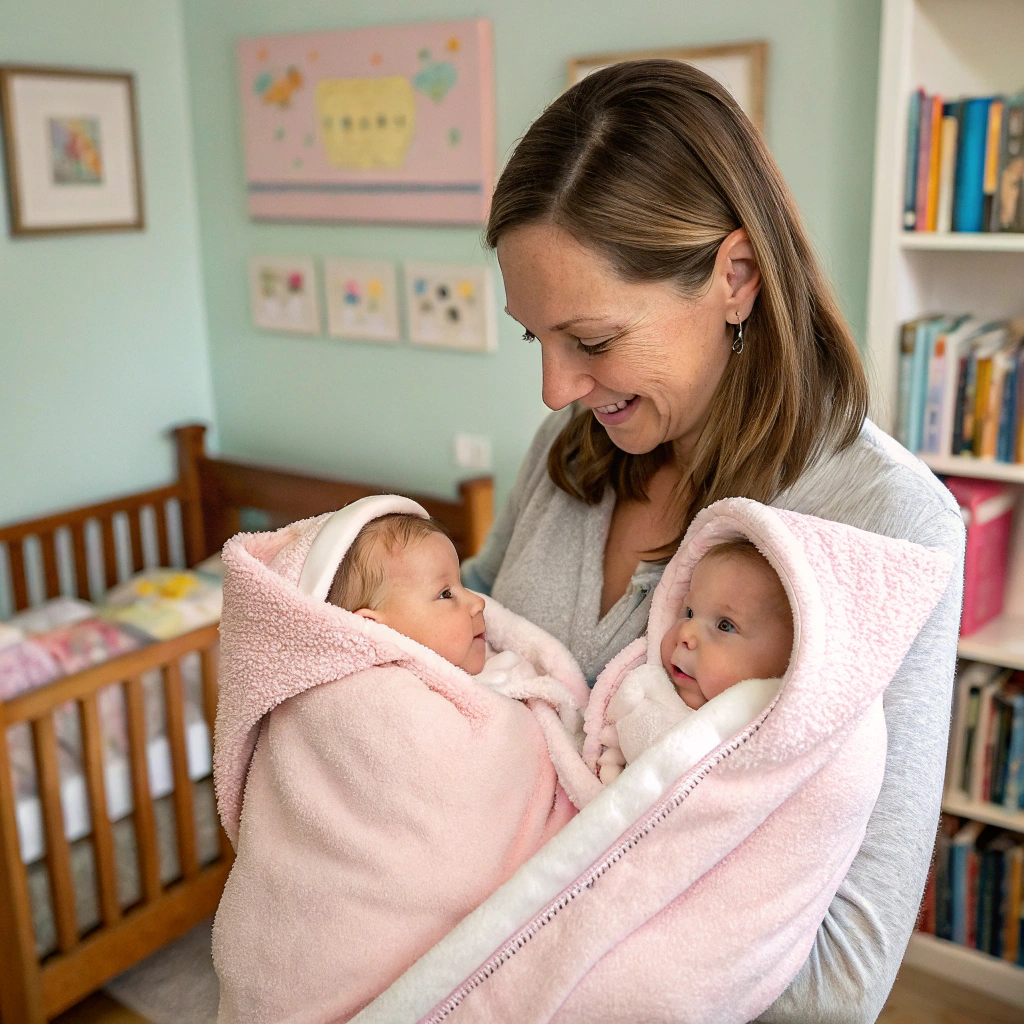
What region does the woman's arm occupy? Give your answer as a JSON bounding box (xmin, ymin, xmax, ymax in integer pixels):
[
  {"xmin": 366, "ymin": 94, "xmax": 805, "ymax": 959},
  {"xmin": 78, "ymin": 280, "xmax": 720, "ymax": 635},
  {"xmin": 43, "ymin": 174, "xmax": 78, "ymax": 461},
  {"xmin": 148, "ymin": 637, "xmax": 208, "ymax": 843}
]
[{"xmin": 757, "ymin": 506, "xmax": 965, "ymax": 1024}]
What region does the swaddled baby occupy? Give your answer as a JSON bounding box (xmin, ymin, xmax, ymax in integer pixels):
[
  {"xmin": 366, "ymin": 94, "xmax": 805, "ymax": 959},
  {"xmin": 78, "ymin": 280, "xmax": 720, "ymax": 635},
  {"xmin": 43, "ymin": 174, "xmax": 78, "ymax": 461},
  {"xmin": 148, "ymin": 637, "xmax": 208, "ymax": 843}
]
[
  {"xmin": 325, "ymin": 510, "xmax": 573, "ymax": 707},
  {"xmin": 599, "ymin": 538, "xmax": 794, "ymax": 781}
]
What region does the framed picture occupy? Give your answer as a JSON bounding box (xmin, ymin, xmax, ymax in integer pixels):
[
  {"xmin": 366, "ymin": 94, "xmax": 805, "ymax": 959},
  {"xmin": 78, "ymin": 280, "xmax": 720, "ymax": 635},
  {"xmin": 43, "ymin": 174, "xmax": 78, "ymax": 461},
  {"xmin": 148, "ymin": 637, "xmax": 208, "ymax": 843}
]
[
  {"xmin": 237, "ymin": 18, "xmax": 495, "ymax": 225},
  {"xmin": 324, "ymin": 257, "xmax": 401, "ymax": 343},
  {"xmin": 249, "ymin": 254, "xmax": 321, "ymax": 335},
  {"xmin": 0, "ymin": 65, "xmax": 144, "ymax": 236},
  {"xmin": 568, "ymin": 41, "xmax": 767, "ymax": 133}
]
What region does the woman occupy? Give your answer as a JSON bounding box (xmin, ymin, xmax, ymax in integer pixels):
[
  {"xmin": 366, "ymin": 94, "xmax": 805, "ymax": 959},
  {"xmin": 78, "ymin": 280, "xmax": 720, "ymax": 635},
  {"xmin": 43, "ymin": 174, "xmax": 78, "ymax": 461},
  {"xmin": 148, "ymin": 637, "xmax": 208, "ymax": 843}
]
[{"xmin": 463, "ymin": 61, "xmax": 964, "ymax": 1022}]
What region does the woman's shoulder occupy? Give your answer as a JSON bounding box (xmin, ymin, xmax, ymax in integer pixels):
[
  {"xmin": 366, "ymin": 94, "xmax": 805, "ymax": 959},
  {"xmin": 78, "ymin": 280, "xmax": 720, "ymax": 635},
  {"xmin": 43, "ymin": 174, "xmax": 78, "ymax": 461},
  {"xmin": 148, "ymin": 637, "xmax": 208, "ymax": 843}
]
[{"xmin": 778, "ymin": 420, "xmax": 964, "ymax": 553}]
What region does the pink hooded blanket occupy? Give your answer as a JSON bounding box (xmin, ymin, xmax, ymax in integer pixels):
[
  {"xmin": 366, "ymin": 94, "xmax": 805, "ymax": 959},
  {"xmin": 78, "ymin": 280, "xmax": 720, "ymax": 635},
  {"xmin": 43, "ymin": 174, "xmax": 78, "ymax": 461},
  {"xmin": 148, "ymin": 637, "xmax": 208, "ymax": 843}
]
[
  {"xmin": 211, "ymin": 504, "xmax": 593, "ymax": 1024},
  {"xmin": 353, "ymin": 497, "xmax": 953, "ymax": 1024}
]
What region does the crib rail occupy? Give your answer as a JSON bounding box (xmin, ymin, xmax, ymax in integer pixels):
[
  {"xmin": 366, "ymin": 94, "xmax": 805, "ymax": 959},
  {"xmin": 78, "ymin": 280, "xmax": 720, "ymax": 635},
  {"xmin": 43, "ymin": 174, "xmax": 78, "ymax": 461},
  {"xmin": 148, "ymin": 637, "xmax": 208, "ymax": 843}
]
[
  {"xmin": 0, "ymin": 483, "xmax": 191, "ymax": 612},
  {"xmin": 0, "ymin": 625, "xmax": 231, "ymax": 1023}
]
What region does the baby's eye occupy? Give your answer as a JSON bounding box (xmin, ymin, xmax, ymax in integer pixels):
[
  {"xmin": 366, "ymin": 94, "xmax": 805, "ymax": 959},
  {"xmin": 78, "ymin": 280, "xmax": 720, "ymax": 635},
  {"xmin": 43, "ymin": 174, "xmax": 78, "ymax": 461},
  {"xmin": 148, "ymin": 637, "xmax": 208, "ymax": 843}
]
[
  {"xmin": 717, "ymin": 618, "xmax": 736, "ymax": 633},
  {"xmin": 684, "ymin": 607, "xmax": 693, "ymax": 619},
  {"xmin": 439, "ymin": 587, "xmax": 453, "ymax": 600},
  {"xmin": 522, "ymin": 330, "xmax": 536, "ymax": 343}
]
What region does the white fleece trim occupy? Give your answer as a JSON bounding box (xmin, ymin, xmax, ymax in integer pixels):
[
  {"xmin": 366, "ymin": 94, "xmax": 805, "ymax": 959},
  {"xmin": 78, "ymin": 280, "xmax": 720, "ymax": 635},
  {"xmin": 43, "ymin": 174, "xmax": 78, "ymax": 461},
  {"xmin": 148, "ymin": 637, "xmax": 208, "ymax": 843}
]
[{"xmin": 352, "ymin": 675, "xmax": 781, "ymax": 1024}]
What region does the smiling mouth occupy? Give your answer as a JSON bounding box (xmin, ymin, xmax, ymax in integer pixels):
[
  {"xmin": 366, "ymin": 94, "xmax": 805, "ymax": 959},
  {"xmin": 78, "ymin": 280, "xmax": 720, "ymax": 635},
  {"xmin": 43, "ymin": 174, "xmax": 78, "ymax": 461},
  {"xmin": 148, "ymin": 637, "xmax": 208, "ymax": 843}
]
[{"xmin": 592, "ymin": 395, "xmax": 638, "ymax": 424}]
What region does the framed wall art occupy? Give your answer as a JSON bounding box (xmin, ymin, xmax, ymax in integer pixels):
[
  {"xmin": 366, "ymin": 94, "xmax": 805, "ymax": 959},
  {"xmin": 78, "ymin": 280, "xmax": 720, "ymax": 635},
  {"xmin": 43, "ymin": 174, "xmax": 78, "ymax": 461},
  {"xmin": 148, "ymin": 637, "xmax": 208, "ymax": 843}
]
[
  {"xmin": 249, "ymin": 254, "xmax": 321, "ymax": 335},
  {"xmin": 568, "ymin": 41, "xmax": 768, "ymax": 133},
  {"xmin": 237, "ymin": 18, "xmax": 495, "ymax": 225},
  {"xmin": 0, "ymin": 65, "xmax": 144, "ymax": 236}
]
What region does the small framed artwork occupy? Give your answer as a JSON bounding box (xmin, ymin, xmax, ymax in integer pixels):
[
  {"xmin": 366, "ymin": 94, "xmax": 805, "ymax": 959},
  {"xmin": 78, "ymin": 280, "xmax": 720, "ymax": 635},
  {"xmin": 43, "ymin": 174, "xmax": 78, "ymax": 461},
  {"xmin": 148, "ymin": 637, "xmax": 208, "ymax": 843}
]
[
  {"xmin": 324, "ymin": 257, "xmax": 401, "ymax": 343},
  {"xmin": 0, "ymin": 65, "xmax": 144, "ymax": 236},
  {"xmin": 404, "ymin": 262, "xmax": 497, "ymax": 353},
  {"xmin": 249, "ymin": 255, "xmax": 321, "ymax": 334},
  {"xmin": 567, "ymin": 41, "xmax": 767, "ymax": 133}
]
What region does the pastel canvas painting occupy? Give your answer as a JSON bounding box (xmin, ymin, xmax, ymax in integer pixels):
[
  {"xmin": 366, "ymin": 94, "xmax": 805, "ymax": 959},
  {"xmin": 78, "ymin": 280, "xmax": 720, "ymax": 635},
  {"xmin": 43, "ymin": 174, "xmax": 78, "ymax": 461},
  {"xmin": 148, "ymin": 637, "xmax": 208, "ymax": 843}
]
[
  {"xmin": 49, "ymin": 117, "xmax": 104, "ymax": 184},
  {"xmin": 238, "ymin": 19, "xmax": 495, "ymax": 224}
]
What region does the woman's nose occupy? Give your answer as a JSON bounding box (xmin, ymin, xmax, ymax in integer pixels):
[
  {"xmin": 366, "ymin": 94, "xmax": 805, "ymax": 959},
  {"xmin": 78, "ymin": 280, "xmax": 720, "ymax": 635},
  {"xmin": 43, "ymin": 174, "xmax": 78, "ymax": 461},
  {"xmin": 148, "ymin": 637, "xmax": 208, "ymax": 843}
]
[{"xmin": 541, "ymin": 341, "xmax": 593, "ymax": 410}]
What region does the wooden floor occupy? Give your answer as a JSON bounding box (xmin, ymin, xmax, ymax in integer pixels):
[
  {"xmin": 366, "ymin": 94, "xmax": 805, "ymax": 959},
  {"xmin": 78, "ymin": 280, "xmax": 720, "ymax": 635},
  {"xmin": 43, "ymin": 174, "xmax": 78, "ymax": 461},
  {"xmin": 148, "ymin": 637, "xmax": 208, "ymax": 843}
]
[{"xmin": 56, "ymin": 966, "xmax": 1023, "ymax": 1024}]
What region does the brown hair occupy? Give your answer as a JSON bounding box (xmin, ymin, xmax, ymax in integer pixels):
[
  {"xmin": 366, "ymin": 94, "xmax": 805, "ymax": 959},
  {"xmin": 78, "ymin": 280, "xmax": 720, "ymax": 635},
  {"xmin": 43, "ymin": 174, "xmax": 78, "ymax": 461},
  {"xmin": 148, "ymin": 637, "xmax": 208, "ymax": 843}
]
[
  {"xmin": 486, "ymin": 60, "xmax": 867, "ymax": 558},
  {"xmin": 326, "ymin": 513, "xmax": 447, "ymax": 612}
]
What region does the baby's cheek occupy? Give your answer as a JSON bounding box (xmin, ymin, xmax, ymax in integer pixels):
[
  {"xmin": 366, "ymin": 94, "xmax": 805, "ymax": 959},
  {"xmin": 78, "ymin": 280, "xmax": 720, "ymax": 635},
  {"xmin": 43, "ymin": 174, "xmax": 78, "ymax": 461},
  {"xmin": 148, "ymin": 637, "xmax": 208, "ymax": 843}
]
[{"xmin": 659, "ymin": 625, "xmax": 679, "ymax": 673}]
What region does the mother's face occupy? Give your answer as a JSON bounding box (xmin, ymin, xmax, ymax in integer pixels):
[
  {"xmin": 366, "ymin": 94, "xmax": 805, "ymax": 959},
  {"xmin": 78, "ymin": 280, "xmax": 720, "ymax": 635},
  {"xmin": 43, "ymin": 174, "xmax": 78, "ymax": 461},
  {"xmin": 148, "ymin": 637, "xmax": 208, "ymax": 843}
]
[{"xmin": 497, "ymin": 222, "xmax": 760, "ymax": 458}]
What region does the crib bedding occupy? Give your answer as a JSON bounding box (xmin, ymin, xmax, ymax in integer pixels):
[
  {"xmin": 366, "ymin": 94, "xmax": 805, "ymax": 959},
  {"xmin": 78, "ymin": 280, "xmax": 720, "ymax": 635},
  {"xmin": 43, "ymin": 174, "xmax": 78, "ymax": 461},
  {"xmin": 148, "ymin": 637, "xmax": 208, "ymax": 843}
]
[{"xmin": 3, "ymin": 565, "xmax": 223, "ymax": 866}]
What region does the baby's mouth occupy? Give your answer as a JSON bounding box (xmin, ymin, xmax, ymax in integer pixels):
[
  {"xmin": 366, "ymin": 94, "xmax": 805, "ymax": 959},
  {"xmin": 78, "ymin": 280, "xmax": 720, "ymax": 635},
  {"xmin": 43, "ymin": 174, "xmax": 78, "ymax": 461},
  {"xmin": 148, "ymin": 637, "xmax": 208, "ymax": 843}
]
[{"xmin": 668, "ymin": 662, "xmax": 696, "ymax": 685}]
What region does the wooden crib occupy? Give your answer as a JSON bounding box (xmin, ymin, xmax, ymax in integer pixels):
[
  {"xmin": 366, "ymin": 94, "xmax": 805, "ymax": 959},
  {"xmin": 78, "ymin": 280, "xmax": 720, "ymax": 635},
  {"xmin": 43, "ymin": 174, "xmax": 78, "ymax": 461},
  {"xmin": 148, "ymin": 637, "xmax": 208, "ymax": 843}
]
[{"xmin": 0, "ymin": 425, "xmax": 493, "ymax": 1023}]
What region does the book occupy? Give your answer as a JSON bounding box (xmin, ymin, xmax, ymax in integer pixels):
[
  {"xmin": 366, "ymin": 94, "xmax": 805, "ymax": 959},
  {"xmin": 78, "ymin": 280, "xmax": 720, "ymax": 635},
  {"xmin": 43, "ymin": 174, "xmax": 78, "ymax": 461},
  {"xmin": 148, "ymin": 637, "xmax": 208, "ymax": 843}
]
[
  {"xmin": 909, "ymin": 318, "xmax": 945, "ymax": 451},
  {"xmin": 1004, "ymin": 677, "xmax": 1024, "ymax": 811},
  {"xmin": 904, "ymin": 89, "xmax": 923, "ymax": 229},
  {"xmin": 951, "ymin": 819, "xmax": 985, "ymax": 945},
  {"xmin": 955, "ymin": 98, "xmax": 995, "ymax": 233},
  {"xmin": 989, "ymin": 691, "xmax": 1014, "ymax": 804},
  {"xmin": 982, "ymin": 99, "xmax": 1004, "ymax": 231},
  {"xmin": 978, "ymin": 335, "xmax": 1019, "ymax": 459},
  {"xmin": 1004, "ymin": 843, "xmax": 1023, "ymax": 962},
  {"xmin": 926, "ymin": 95, "xmax": 944, "ymax": 231},
  {"xmin": 996, "ymin": 346, "xmax": 1020, "ymax": 462},
  {"xmin": 950, "ymin": 662, "xmax": 1003, "ymax": 795},
  {"xmin": 930, "ymin": 317, "xmax": 978, "ymax": 456},
  {"xmin": 916, "ymin": 94, "xmax": 935, "ymax": 230},
  {"xmin": 995, "ymin": 94, "xmax": 1024, "ymax": 233},
  {"xmin": 937, "ymin": 110, "xmax": 960, "ymax": 233},
  {"xmin": 935, "ymin": 816, "xmax": 957, "ymax": 941},
  {"xmin": 895, "ymin": 319, "xmax": 921, "ymax": 447},
  {"xmin": 979, "ymin": 833, "xmax": 1014, "ymax": 955}
]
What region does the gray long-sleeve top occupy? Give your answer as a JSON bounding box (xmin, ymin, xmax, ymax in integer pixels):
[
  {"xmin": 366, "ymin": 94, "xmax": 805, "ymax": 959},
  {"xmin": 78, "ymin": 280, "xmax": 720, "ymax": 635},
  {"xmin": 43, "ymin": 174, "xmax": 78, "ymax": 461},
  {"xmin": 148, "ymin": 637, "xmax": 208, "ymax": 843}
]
[{"xmin": 462, "ymin": 408, "xmax": 966, "ymax": 1023}]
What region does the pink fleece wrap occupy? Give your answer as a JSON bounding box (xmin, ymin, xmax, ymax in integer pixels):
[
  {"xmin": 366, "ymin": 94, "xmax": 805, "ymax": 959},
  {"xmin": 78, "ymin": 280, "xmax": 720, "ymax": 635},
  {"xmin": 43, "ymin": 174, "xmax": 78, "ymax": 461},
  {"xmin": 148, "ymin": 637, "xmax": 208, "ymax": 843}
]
[
  {"xmin": 211, "ymin": 513, "xmax": 594, "ymax": 1024},
  {"xmin": 352, "ymin": 498, "xmax": 953, "ymax": 1024}
]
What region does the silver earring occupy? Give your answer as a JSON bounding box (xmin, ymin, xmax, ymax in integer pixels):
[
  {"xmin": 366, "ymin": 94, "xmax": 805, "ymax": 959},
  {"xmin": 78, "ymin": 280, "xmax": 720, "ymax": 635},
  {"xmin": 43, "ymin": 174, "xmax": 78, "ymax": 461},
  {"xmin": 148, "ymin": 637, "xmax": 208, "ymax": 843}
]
[{"xmin": 731, "ymin": 313, "xmax": 745, "ymax": 354}]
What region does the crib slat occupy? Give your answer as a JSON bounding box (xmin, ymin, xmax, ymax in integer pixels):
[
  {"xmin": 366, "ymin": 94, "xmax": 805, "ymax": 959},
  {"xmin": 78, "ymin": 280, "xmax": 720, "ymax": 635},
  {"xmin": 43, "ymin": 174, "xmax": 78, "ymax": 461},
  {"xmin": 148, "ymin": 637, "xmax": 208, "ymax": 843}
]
[
  {"xmin": 201, "ymin": 645, "xmax": 232, "ymax": 861},
  {"xmin": 32, "ymin": 715, "xmax": 78, "ymax": 952},
  {"xmin": 128, "ymin": 511, "xmax": 144, "ymax": 574},
  {"xmin": 41, "ymin": 532, "xmax": 61, "ymax": 600},
  {"xmin": 79, "ymin": 693, "xmax": 121, "ymax": 926},
  {"xmin": 154, "ymin": 502, "xmax": 171, "ymax": 568},
  {"xmin": 101, "ymin": 516, "xmax": 119, "ymax": 592},
  {"xmin": 71, "ymin": 524, "xmax": 91, "ymax": 601},
  {"xmin": 163, "ymin": 661, "xmax": 198, "ymax": 880},
  {"xmin": 124, "ymin": 675, "xmax": 162, "ymax": 903},
  {"xmin": 8, "ymin": 539, "xmax": 30, "ymax": 612}
]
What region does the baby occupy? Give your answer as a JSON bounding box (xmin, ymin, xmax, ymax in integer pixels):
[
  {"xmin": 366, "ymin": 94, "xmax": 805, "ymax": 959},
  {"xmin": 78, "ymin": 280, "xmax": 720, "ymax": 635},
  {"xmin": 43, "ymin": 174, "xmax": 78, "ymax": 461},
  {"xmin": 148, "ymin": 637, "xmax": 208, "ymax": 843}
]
[
  {"xmin": 324, "ymin": 510, "xmax": 580, "ymax": 719},
  {"xmin": 600, "ymin": 539, "xmax": 794, "ymax": 780},
  {"xmin": 326, "ymin": 512, "xmax": 488, "ymax": 674}
]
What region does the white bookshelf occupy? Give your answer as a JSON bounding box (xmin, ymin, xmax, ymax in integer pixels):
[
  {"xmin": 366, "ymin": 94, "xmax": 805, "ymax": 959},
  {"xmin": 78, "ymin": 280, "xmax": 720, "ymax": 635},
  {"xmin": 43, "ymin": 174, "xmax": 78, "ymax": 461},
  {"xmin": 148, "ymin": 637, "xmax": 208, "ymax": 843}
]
[
  {"xmin": 905, "ymin": 933, "xmax": 1024, "ymax": 1008},
  {"xmin": 867, "ymin": 0, "xmax": 1024, "ymax": 998}
]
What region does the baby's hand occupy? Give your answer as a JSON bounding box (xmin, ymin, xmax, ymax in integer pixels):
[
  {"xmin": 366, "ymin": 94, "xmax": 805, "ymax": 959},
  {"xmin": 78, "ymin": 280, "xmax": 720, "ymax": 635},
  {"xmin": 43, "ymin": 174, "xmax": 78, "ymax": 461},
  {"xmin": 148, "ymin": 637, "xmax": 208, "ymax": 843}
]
[{"xmin": 597, "ymin": 724, "xmax": 626, "ymax": 783}]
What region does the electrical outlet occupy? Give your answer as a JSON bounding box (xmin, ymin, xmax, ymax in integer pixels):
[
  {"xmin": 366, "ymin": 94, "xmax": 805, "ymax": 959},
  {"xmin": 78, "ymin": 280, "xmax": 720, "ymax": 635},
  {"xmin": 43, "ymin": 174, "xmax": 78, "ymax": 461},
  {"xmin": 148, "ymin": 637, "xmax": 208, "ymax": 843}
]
[
  {"xmin": 324, "ymin": 257, "xmax": 401, "ymax": 343},
  {"xmin": 405, "ymin": 262, "xmax": 497, "ymax": 353},
  {"xmin": 454, "ymin": 433, "xmax": 492, "ymax": 471}
]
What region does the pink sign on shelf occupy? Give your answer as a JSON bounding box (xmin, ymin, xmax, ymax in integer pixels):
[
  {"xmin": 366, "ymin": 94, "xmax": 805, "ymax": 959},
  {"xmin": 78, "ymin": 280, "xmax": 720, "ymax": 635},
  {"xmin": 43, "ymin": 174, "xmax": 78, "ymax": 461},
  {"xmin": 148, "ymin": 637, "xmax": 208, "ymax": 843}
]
[{"xmin": 237, "ymin": 19, "xmax": 495, "ymax": 225}]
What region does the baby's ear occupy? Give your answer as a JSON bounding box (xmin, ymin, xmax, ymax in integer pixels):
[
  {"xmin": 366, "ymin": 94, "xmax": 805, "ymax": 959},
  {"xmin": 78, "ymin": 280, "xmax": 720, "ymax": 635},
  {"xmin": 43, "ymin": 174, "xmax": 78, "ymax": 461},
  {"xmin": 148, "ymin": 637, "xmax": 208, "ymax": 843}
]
[{"xmin": 353, "ymin": 608, "xmax": 384, "ymax": 623}]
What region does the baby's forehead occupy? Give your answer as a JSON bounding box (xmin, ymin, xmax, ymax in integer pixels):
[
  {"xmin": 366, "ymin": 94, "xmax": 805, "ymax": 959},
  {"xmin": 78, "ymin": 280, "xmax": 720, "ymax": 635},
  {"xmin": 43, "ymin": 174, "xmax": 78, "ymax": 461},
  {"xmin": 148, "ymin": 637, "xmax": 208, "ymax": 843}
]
[{"xmin": 687, "ymin": 546, "xmax": 785, "ymax": 601}]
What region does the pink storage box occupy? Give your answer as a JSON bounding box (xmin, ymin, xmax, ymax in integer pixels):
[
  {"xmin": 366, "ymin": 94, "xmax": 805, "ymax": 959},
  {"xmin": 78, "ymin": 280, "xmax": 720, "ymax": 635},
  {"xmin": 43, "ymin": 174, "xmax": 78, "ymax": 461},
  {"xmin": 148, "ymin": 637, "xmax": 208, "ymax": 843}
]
[{"xmin": 944, "ymin": 476, "xmax": 1015, "ymax": 636}]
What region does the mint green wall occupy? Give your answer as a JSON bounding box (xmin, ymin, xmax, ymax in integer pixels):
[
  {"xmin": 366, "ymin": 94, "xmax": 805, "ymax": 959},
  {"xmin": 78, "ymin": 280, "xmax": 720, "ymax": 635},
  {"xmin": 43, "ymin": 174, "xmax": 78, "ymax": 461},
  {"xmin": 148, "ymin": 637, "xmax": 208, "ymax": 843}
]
[
  {"xmin": 0, "ymin": 0, "xmax": 214, "ymax": 523},
  {"xmin": 185, "ymin": 1, "xmax": 880, "ymax": 509}
]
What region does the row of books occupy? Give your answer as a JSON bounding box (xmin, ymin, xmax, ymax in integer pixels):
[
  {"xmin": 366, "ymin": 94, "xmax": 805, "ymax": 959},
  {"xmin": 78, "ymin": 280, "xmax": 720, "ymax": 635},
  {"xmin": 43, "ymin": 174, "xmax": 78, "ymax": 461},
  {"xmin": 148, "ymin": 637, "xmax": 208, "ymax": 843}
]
[
  {"xmin": 947, "ymin": 662, "xmax": 1024, "ymax": 810},
  {"xmin": 895, "ymin": 315, "xmax": 1024, "ymax": 460},
  {"xmin": 918, "ymin": 815, "xmax": 1023, "ymax": 964},
  {"xmin": 903, "ymin": 90, "xmax": 1024, "ymax": 233}
]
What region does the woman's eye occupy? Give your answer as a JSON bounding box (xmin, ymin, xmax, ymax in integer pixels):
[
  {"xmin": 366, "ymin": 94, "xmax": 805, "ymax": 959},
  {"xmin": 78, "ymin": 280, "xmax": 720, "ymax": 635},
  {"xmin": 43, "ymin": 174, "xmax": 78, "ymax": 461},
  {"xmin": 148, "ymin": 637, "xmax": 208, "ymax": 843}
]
[
  {"xmin": 575, "ymin": 337, "xmax": 611, "ymax": 357},
  {"xmin": 717, "ymin": 619, "xmax": 736, "ymax": 633},
  {"xmin": 522, "ymin": 330, "xmax": 536, "ymax": 343}
]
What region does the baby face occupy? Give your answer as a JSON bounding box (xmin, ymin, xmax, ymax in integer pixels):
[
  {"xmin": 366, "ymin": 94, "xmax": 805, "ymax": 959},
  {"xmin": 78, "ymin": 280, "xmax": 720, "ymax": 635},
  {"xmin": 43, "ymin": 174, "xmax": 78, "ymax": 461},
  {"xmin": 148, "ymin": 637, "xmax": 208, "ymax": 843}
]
[
  {"xmin": 360, "ymin": 531, "xmax": 487, "ymax": 674},
  {"xmin": 659, "ymin": 550, "xmax": 793, "ymax": 710}
]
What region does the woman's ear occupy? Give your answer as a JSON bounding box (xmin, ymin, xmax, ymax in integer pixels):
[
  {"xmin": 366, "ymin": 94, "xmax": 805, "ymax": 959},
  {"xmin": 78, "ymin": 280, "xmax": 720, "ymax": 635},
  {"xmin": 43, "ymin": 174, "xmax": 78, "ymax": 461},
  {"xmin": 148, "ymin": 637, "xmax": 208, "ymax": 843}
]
[{"xmin": 716, "ymin": 227, "xmax": 762, "ymax": 319}]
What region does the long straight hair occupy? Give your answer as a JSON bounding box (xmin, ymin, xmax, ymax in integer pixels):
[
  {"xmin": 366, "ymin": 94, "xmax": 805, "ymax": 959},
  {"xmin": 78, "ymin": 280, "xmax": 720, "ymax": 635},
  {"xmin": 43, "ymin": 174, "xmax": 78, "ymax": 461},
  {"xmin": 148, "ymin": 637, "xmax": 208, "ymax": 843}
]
[{"xmin": 486, "ymin": 60, "xmax": 868, "ymax": 557}]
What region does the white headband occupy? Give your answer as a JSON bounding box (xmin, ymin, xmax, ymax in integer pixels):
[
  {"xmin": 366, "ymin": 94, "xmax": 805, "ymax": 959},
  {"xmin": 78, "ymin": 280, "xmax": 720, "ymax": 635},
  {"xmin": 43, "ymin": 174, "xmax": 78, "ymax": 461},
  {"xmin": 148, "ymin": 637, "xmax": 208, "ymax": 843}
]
[{"xmin": 297, "ymin": 494, "xmax": 430, "ymax": 602}]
